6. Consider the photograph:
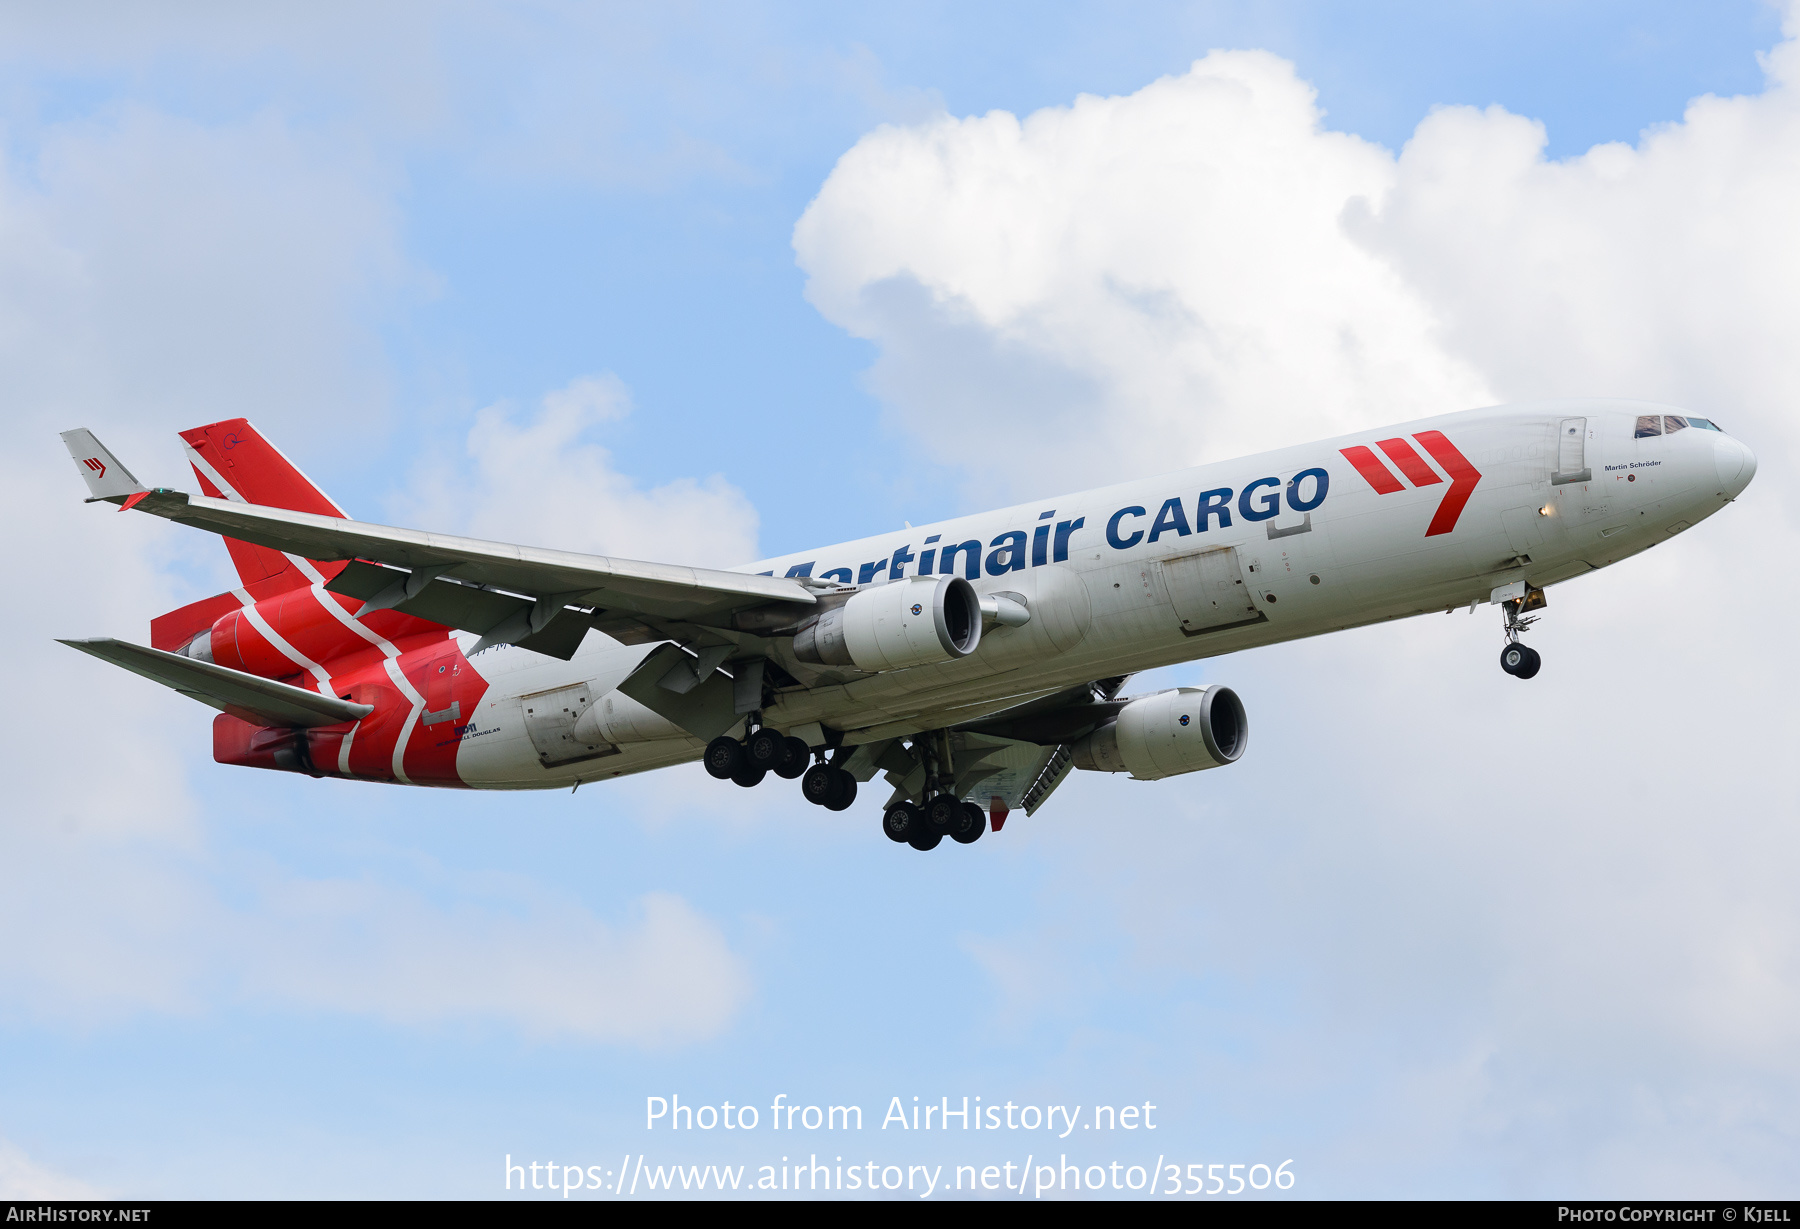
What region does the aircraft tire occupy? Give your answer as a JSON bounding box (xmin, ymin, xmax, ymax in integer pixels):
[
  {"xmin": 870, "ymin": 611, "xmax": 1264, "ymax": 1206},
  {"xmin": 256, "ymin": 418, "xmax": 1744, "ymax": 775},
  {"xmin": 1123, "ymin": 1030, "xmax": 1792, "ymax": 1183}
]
[
  {"xmin": 801, "ymin": 763, "xmax": 838, "ymax": 806},
  {"xmin": 705, "ymin": 736, "xmax": 746, "ymax": 780},
  {"xmin": 950, "ymin": 801, "xmax": 987, "ymax": 844},
  {"xmin": 908, "ymin": 826, "xmax": 943, "ymax": 851},
  {"xmin": 924, "ymin": 794, "xmax": 961, "ymax": 835},
  {"xmin": 731, "ymin": 765, "xmax": 766, "ymax": 788},
  {"xmin": 882, "ymin": 801, "xmax": 919, "ymax": 842},
  {"xmin": 746, "ymin": 727, "xmax": 786, "ymax": 772},
  {"xmin": 773, "ymin": 736, "xmax": 811, "ymax": 780},
  {"xmin": 1514, "ymin": 645, "xmax": 1542, "ymax": 679},
  {"xmin": 824, "ymin": 771, "xmax": 857, "ymax": 812}
]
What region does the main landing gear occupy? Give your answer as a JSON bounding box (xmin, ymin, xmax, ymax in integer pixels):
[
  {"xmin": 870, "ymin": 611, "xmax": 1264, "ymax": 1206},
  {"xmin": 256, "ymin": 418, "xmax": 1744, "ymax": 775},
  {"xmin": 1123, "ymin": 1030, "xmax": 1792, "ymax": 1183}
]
[
  {"xmin": 1498, "ymin": 585, "xmax": 1545, "ymax": 679},
  {"xmin": 882, "ymin": 797, "xmax": 986, "ymax": 851},
  {"xmin": 801, "ymin": 761, "xmax": 857, "ymax": 811},
  {"xmin": 704, "ymin": 726, "xmax": 855, "ymax": 809},
  {"xmin": 701, "ymin": 721, "xmax": 990, "ymax": 851},
  {"xmin": 703, "ymin": 727, "xmax": 810, "ymax": 788},
  {"xmin": 879, "ymin": 728, "xmax": 987, "ymax": 852}
]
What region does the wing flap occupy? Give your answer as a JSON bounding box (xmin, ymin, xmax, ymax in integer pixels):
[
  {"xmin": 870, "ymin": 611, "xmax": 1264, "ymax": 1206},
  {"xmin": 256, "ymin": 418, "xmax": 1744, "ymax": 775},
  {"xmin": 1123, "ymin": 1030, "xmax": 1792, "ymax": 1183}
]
[
  {"xmin": 615, "ymin": 643, "xmax": 741, "ymax": 741},
  {"xmin": 59, "ymin": 637, "xmax": 373, "ymax": 729}
]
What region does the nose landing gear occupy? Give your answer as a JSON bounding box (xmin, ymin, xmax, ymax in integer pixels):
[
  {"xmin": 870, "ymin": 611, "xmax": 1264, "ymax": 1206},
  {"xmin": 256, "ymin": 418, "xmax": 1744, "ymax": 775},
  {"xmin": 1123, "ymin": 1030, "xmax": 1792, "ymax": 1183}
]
[
  {"xmin": 1500, "ymin": 642, "xmax": 1541, "ymax": 679},
  {"xmin": 1497, "ymin": 583, "xmax": 1546, "ymax": 679}
]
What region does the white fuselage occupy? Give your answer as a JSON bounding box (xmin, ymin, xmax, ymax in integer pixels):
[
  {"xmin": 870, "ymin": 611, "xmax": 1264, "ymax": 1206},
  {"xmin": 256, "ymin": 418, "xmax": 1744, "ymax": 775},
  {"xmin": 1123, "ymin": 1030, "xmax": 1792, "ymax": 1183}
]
[{"xmin": 443, "ymin": 400, "xmax": 1754, "ymax": 789}]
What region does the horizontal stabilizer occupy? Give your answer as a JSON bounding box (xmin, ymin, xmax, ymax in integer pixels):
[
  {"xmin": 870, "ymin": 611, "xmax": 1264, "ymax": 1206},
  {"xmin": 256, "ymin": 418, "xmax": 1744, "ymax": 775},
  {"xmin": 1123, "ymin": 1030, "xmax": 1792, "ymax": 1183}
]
[
  {"xmin": 58, "ymin": 637, "xmax": 374, "ymax": 729},
  {"xmin": 60, "ymin": 428, "xmax": 148, "ymax": 502}
]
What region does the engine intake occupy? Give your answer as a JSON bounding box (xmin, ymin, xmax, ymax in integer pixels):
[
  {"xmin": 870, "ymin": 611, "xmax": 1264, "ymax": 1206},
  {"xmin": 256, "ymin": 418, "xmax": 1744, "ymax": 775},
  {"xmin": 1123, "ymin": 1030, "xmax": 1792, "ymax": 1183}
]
[
  {"xmin": 1070, "ymin": 685, "xmax": 1247, "ymax": 780},
  {"xmin": 793, "ymin": 575, "xmax": 982, "ymax": 671}
]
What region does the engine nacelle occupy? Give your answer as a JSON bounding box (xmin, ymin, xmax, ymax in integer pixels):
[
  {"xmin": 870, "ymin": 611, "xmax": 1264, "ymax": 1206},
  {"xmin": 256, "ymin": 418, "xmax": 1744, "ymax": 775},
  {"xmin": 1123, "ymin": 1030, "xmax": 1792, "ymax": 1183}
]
[
  {"xmin": 572, "ymin": 691, "xmax": 690, "ymax": 746},
  {"xmin": 793, "ymin": 575, "xmax": 981, "ymax": 671},
  {"xmin": 1070, "ymin": 686, "xmax": 1247, "ymax": 780},
  {"xmin": 204, "ymin": 586, "xmax": 444, "ymax": 681}
]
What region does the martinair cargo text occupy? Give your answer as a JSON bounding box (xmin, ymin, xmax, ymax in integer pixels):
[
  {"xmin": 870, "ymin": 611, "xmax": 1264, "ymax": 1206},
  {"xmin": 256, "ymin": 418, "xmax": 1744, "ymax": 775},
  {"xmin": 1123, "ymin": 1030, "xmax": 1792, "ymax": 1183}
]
[{"xmin": 61, "ymin": 400, "xmax": 1754, "ymax": 849}]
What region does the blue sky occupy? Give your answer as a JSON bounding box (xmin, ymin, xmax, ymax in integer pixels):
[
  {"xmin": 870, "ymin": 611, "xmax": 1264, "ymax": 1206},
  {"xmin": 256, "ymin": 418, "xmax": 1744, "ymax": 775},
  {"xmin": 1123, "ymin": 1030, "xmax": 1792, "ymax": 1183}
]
[{"xmin": 4, "ymin": 1, "xmax": 1798, "ymax": 1199}]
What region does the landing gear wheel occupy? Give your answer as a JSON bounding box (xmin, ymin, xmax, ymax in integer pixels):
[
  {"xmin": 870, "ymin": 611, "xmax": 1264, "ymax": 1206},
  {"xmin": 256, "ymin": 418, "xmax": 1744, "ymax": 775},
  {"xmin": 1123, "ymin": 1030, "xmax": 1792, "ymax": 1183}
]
[
  {"xmin": 924, "ymin": 795, "xmax": 961, "ymax": 835},
  {"xmin": 801, "ymin": 763, "xmax": 838, "ymax": 806},
  {"xmin": 823, "ymin": 771, "xmax": 857, "ymax": 812},
  {"xmin": 773, "ymin": 736, "xmax": 810, "ymax": 780},
  {"xmin": 908, "ymin": 826, "xmax": 943, "ymax": 851},
  {"xmin": 950, "ymin": 801, "xmax": 987, "ymax": 844},
  {"xmin": 746, "ymin": 727, "xmax": 786, "ymax": 772},
  {"xmin": 704, "ymin": 736, "xmax": 746, "ymax": 780},
  {"xmin": 882, "ymin": 801, "xmax": 920, "ymax": 843},
  {"xmin": 731, "ymin": 766, "xmax": 766, "ymax": 788},
  {"xmin": 1500, "ymin": 643, "xmax": 1542, "ymax": 679}
]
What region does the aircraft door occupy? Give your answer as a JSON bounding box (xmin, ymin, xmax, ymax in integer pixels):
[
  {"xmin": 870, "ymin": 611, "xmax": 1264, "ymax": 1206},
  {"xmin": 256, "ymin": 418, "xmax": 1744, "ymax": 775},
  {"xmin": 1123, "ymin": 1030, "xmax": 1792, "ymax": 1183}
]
[
  {"xmin": 1553, "ymin": 417, "xmax": 1591, "ymax": 484},
  {"xmin": 1161, "ymin": 546, "xmax": 1263, "ymax": 635}
]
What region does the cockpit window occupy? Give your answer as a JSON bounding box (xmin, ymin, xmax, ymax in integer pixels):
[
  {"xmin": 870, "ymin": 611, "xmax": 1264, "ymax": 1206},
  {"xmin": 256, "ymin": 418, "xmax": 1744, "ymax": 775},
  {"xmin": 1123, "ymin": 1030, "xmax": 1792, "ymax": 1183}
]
[
  {"xmin": 1664, "ymin": 415, "xmax": 1688, "ymax": 434},
  {"xmin": 1635, "ymin": 415, "xmax": 1662, "ymax": 438},
  {"xmin": 1687, "ymin": 417, "xmax": 1724, "ymax": 432}
]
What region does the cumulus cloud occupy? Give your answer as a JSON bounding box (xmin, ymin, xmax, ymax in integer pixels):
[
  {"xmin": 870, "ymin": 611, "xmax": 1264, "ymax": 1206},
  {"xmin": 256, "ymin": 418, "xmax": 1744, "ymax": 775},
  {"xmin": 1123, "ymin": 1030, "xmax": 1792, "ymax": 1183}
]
[
  {"xmin": 799, "ymin": 11, "xmax": 1800, "ymax": 1196},
  {"xmin": 795, "ymin": 50, "xmax": 1496, "ymax": 496},
  {"xmin": 393, "ymin": 373, "xmax": 762, "ymax": 566},
  {"xmin": 0, "ymin": 1137, "xmax": 101, "ymax": 1199},
  {"xmin": 1356, "ymin": 44, "xmax": 1800, "ymax": 479}
]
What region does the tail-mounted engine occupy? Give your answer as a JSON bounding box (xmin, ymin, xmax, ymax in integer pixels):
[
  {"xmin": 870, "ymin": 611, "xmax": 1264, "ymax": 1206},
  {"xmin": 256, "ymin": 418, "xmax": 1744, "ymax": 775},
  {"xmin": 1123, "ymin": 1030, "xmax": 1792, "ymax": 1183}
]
[
  {"xmin": 792, "ymin": 575, "xmax": 982, "ymax": 671},
  {"xmin": 1070, "ymin": 685, "xmax": 1247, "ymax": 780}
]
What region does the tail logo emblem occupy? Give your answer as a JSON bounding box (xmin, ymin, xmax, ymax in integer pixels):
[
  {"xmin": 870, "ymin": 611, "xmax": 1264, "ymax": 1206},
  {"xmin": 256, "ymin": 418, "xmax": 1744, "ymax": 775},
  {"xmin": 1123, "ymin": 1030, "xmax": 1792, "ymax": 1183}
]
[
  {"xmin": 1340, "ymin": 432, "xmax": 1482, "ymax": 537},
  {"xmin": 82, "ymin": 457, "xmax": 106, "ymax": 478}
]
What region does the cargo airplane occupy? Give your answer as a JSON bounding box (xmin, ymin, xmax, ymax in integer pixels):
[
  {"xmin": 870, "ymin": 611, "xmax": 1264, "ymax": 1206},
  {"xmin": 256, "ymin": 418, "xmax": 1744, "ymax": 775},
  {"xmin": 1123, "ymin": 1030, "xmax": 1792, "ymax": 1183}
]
[{"xmin": 61, "ymin": 401, "xmax": 1753, "ymax": 850}]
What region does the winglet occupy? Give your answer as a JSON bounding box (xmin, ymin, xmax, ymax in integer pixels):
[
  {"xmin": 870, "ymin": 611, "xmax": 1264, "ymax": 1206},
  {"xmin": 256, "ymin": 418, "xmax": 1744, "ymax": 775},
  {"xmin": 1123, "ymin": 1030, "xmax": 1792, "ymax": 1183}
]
[{"xmin": 60, "ymin": 428, "xmax": 149, "ymax": 503}]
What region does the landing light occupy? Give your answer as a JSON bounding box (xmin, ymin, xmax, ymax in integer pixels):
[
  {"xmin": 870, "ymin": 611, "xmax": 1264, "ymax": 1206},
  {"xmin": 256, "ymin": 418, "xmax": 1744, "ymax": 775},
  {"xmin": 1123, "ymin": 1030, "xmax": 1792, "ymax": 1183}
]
[{"xmin": 1538, "ymin": 505, "xmax": 1554, "ymax": 516}]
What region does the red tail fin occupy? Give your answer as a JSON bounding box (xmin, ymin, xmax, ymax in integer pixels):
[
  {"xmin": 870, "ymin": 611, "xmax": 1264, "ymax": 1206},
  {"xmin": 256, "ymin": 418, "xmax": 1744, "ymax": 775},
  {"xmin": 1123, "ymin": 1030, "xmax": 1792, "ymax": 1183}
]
[
  {"xmin": 178, "ymin": 419, "xmax": 346, "ymax": 598},
  {"xmin": 153, "ymin": 420, "xmax": 451, "ymax": 671}
]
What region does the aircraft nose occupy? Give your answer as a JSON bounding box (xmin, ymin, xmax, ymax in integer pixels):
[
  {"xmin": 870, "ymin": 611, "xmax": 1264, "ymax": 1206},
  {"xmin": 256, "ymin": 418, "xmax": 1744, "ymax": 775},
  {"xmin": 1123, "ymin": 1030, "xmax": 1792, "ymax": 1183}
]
[{"xmin": 1714, "ymin": 433, "xmax": 1756, "ymax": 498}]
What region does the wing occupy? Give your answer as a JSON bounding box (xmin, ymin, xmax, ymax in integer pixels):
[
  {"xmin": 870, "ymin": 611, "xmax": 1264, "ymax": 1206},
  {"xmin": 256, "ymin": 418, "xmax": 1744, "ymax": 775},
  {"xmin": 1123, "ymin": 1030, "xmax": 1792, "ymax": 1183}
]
[
  {"xmin": 116, "ymin": 488, "xmax": 816, "ymax": 657},
  {"xmin": 60, "ymin": 638, "xmax": 374, "ymax": 728}
]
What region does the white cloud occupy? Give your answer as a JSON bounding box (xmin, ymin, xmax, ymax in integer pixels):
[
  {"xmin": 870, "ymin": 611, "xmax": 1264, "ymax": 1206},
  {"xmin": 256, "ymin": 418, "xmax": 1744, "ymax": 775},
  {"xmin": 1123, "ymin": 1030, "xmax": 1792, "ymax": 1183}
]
[
  {"xmin": 798, "ymin": 12, "xmax": 1800, "ymax": 1195},
  {"xmin": 1355, "ymin": 37, "xmax": 1800, "ymax": 477},
  {"xmin": 393, "ymin": 373, "xmax": 762, "ymax": 567},
  {"xmin": 794, "ymin": 50, "xmax": 1496, "ymax": 497},
  {"xmin": 0, "ymin": 1137, "xmax": 101, "ymax": 1199}
]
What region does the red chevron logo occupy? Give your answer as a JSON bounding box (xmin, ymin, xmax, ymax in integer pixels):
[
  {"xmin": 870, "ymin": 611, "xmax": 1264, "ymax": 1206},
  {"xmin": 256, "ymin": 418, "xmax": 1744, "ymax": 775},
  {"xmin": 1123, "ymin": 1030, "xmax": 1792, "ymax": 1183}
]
[{"xmin": 1340, "ymin": 431, "xmax": 1481, "ymax": 537}]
